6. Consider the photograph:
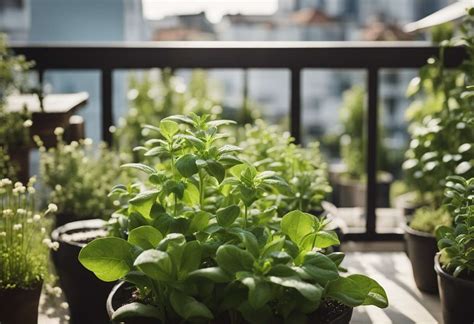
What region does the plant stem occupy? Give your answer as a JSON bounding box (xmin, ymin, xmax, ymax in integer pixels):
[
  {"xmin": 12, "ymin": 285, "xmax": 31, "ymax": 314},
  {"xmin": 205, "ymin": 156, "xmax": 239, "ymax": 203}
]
[{"xmin": 244, "ymin": 205, "xmax": 248, "ymax": 228}]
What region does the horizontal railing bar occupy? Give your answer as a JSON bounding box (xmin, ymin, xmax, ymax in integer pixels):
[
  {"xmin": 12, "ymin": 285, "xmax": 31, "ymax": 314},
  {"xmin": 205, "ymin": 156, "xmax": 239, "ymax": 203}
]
[{"xmin": 11, "ymin": 42, "xmax": 466, "ymax": 70}]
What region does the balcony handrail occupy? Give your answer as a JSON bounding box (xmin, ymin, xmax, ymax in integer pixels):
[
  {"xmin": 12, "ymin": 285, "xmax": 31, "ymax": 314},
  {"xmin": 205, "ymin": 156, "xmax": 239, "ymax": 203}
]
[{"xmin": 11, "ymin": 42, "xmax": 467, "ymax": 241}]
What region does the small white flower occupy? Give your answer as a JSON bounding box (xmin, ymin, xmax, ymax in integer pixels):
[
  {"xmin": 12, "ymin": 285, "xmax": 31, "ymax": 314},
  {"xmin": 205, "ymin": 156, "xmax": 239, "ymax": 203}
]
[
  {"xmin": 33, "ymin": 214, "xmax": 41, "ymax": 222},
  {"xmin": 16, "ymin": 209, "xmax": 26, "ymax": 215},
  {"xmin": 27, "ymin": 218, "xmax": 33, "ymax": 224},
  {"xmin": 51, "ymin": 242, "xmax": 60, "ymax": 251},
  {"xmin": 1, "ymin": 179, "xmax": 12, "ymax": 186},
  {"xmin": 13, "ymin": 224, "xmax": 22, "ymax": 231},
  {"xmin": 60, "ymin": 302, "xmax": 69, "ymax": 309},
  {"xmin": 40, "ymin": 227, "xmax": 46, "ymax": 234},
  {"xmin": 55, "ymin": 184, "xmax": 62, "ymax": 191},
  {"xmin": 23, "ymin": 119, "xmax": 33, "ymax": 128},
  {"xmin": 47, "ymin": 203, "xmax": 58, "ymax": 213},
  {"xmin": 14, "ymin": 182, "xmax": 22, "ymax": 188},
  {"xmin": 53, "ymin": 286, "xmax": 62, "ymax": 297},
  {"xmin": 54, "ymin": 127, "xmax": 64, "ymax": 136},
  {"xmin": 0, "ymin": 232, "xmax": 6, "ymax": 237},
  {"xmin": 27, "ymin": 187, "xmax": 36, "ymax": 194},
  {"xmin": 42, "ymin": 238, "xmax": 52, "ymax": 246},
  {"xmin": 83, "ymin": 138, "xmax": 93, "ymax": 146}
]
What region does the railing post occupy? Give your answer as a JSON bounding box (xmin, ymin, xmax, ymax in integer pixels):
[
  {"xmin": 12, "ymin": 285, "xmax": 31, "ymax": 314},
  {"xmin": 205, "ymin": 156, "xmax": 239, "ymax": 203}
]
[
  {"xmin": 101, "ymin": 69, "xmax": 113, "ymax": 145},
  {"xmin": 290, "ymin": 68, "xmax": 301, "ymax": 144},
  {"xmin": 366, "ymin": 68, "xmax": 378, "ymax": 237}
]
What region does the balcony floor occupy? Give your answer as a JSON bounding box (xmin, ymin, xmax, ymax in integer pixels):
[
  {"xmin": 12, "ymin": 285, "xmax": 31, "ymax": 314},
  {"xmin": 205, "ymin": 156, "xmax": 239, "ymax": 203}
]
[{"xmin": 39, "ymin": 250, "xmax": 441, "ymax": 324}]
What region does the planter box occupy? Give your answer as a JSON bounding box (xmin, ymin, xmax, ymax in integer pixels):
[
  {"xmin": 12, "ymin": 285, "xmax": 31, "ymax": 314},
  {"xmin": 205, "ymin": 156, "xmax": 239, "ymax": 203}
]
[{"xmin": 0, "ymin": 281, "xmax": 42, "ymax": 324}]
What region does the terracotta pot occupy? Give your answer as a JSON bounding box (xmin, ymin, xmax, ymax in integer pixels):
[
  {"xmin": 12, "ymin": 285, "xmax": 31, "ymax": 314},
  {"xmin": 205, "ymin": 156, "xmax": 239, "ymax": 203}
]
[
  {"xmin": 0, "ymin": 281, "xmax": 43, "ymax": 324},
  {"xmin": 404, "ymin": 225, "xmax": 438, "ymax": 293},
  {"xmin": 107, "ymin": 281, "xmax": 353, "ymax": 324},
  {"xmin": 435, "ymin": 255, "xmax": 474, "ymax": 324},
  {"xmin": 51, "ymin": 219, "xmax": 114, "ymax": 324}
]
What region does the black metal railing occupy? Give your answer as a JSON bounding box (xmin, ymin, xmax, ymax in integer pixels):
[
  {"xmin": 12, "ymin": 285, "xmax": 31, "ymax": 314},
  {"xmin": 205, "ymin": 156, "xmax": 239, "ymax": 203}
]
[{"xmin": 12, "ymin": 41, "xmax": 466, "ymax": 241}]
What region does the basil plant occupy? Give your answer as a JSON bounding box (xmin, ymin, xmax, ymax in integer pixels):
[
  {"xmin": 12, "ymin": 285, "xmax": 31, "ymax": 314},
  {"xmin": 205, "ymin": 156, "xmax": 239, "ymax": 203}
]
[{"xmin": 79, "ymin": 114, "xmax": 388, "ymax": 323}]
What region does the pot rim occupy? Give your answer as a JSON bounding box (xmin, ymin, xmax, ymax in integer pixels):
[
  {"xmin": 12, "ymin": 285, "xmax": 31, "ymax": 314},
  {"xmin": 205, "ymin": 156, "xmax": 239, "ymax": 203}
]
[
  {"xmin": 434, "ymin": 254, "xmax": 474, "ymax": 287},
  {"xmin": 107, "ymin": 281, "xmax": 353, "ymax": 323},
  {"xmin": 51, "ymin": 218, "xmax": 107, "ymax": 248},
  {"xmin": 404, "ymin": 223, "xmax": 435, "ymax": 238}
]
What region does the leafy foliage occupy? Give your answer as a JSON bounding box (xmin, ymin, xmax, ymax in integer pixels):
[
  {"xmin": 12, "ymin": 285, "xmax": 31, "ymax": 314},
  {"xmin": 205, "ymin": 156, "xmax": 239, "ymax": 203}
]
[
  {"xmin": 403, "ymin": 11, "xmax": 474, "ymax": 206},
  {"xmin": 37, "ymin": 129, "xmax": 127, "ymax": 221},
  {"xmin": 80, "ymin": 114, "xmax": 388, "ymax": 323},
  {"xmin": 436, "ymin": 176, "xmax": 474, "ymax": 278},
  {"xmin": 409, "ymin": 207, "xmax": 451, "ymax": 235},
  {"xmin": 0, "ymin": 178, "xmax": 56, "ymax": 289}
]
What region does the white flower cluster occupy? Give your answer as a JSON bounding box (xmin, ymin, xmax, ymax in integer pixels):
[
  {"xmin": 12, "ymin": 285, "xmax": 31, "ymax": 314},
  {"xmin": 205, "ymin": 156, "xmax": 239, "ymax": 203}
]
[{"xmin": 42, "ymin": 238, "xmax": 60, "ymax": 251}]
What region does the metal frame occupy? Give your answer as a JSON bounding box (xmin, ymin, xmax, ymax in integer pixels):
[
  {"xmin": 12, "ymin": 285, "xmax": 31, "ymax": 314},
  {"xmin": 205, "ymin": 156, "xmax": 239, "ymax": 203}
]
[{"xmin": 12, "ymin": 41, "xmax": 466, "ymax": 241}]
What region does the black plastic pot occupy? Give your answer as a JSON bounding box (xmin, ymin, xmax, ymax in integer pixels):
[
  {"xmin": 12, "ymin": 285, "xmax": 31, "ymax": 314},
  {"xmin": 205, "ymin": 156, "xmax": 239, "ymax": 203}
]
[
  {"xmin": 107, "ymin": 281, "xmax": 353, "ymax": 324},
  {"xmin": 435, "ymin": 255, "xmax": 474, "ymax": 324},
  {"xmin": 51, "ymin": 219, "xmax": 115, "ymax": 324},
  {"xmin": 404, "ymin": 225, "xmax": 438, "ymax": 293},
  {"xmin": 0, "ymin": 281, "xmax": 42, "ymax": 324}
]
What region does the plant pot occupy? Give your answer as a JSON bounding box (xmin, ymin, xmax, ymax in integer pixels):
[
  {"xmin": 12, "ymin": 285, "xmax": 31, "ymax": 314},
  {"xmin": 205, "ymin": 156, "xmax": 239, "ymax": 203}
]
[
  {"xmin": 394, "ymin": 192, "xmax": 424, "ymax": 221},
  {"xmin": 51, "ymin": 219, "xmax": 114, "ymax": 324},
  {"xmin": 404, "ymin": 225, "xmax": 438, "ymax": 293},
  {"xmin": 107, "ymin": 281, "xmax": 353, "ymax": 324},
  {"xmin": 8, "ymin": 146, "xmax": 30, "ymax": 184},
  {"xmin": 0, "ymin": 281, "xmax": 43, "ymax": 324},
  {"xmin": 435, "ymin": 255, "xmax": 474, "ymax": 324},
  {"xmin": 336, "ymin": 174, "xmax": 392, "ymax": 208}
]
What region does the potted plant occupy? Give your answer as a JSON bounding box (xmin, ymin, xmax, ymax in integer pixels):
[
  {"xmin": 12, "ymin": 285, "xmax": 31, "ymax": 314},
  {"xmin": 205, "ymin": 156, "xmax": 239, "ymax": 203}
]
[
  {"xmin": 239, "ymin": 120, "xmax": 344, "ymax": 243},
  {"xmin": 402, "ymin": 9, "xmax": 474, "ymax": 293},
  {"xmin": 79, "ymin": 114, "xmax": 388, "ymax": 323},
  {"xmin": 404, "ymin": 207, "xmax": 451, "ymax": 293},
  {"xmin": 36, "ymin": 128, "xmax": 126, "ymax": 324},
  {"xmin": 334, "ymin": 85, "xmax": 392, "ymax": 208},
  {"xmin": 0, "ymin": 178, "xmax": 57, "ymax": 324},
  {"xmin": 434, "ymin": 175, "xmax": 474, "ymax": 324}
]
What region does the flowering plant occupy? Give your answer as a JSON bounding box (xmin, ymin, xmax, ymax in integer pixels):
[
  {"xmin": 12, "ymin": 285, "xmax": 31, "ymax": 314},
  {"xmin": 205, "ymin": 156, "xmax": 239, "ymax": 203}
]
[
  {"xmin": 37, "ymin": 128, "xmax": 125, "ymax": 221},
  {"xmin": 0, "ymin": 178, "xmax": 57, "ymax": 289}
]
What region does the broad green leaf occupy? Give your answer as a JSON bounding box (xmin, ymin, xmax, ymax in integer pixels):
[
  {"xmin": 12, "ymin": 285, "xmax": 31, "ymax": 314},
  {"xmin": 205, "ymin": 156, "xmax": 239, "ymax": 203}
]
[
  {"xmin": 302, "ymin": 252, "xmax": 339, "ymax": 285},
  {"xmin": 325, "ymin": 277, "xmax": 366, "ymax": 307},
  {"xmin": 216, "ymin": 205, "xmax": 240, "ymax": 227},
  {"xmin": 300, "ymin": 231, "xmax": 340, "ymax": 251},
  {"xmin": 121, "ymin": 163, "xmax": 156, "ymax": 175},
  {"xmin": 128, "ymin": 226, "xmax": 163, "ymax": 250},
  {"xmin": 188, "ymin": 267, "xmax": 231, "ymax": 283},
  {"xmin": 188, "ymin": 211, "xmax": 210, "ymax": 234},
  {"xmin": 281, "ymin": 210, "xmax": 315, "ymax": 245},
  {"xmin": 241, "ymin": 276, "xmax": 273, "ymax": 309},
  {"xmin": 176, "ymin": 154, "xmax": 198, "ymax": 178},
  {"xmin": 79, "ymin": 238, "xmax": 134, "ymax": 282},
  {"xmin": 179, "ymin": 241, "xmax": 202, "ymax": 276},
  {"xmin": 134, "ymin": 249, "xmax": 174, "ymax": 281},
  {"xmin": 261, "ymin": 236, "xmax": 285, "ymax": 258},
  {"xmin": 170, "ymin": 290, "xmax": 213, "ymax": 320},
  {"xmin": 216, "ymin": 245, "xmax": 255, "ymax": 274},
  {"xmin": 129, "ymin": 190, "xmax": 160, "ymax": 218},
  {"xmin": 160, "ymin": 119, "xmax": 179, "ymax": 138},
  {"xmin": 182, "ymin": 183, "xmax": 200, "ymax": 205},
  {"xmin": 112, "ymin": 302, "xmax": 163, "ymax": 322},
  {"xmin": 267, "ymin": 276, "xmax": 322, "ymax": 303},
  {"xmin": 157, "ymin": 233, "xmax": 186, "ymax": 268},
  {"xmin": 238, "ymin": 302, "xmax": 274, "ymax": 324},
  {"xmin": 347, "ymin": 274, "xmax": 388, "ymax": 308},
  {"xmin": 206, "ymin": 160, "xmax": 225, "ymax": 183},
  {"xmin": 327, "ymin": 252, "xmax": 345, "ymax": 266}
]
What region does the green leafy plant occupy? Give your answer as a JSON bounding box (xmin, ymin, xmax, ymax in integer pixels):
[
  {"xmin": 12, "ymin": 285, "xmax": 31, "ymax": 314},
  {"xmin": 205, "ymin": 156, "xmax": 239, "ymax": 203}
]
[
  {"xmin": 239, "ymin": 120, "xmax": 331, "ymax": 215},
  {"xmin": 403, "ymin": 11, "xmax": 474, "ymax": 207},
  {"xmin": 409, "ymin": 207, "xmax": 451, "ymax": 234},
  {"xmin": 435, "ymin": 176, "xmax": 474, "ymax": 278},
  {"xmin": 37, "ymin": 128, "xmax": 126, "ymax": 221},
  {"xmin": 0, "ymin": 178, "xmax": 57, "ymax": 289},
  {"xmin": 79, "ymin": 114, "xmax": 388, "ymax": 323}
]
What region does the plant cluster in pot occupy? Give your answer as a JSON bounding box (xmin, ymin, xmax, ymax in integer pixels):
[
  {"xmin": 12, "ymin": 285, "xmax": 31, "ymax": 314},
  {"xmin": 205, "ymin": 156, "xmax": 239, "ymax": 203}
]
[
  {"xmin": 434, "ymin": 176, "xmax": 474, "ymax": 324},
  {"xmin": 79, "ymin": 114, "xmax": 388, "ymax": 324},
  {"xmin": 402, "ymin": 9, "xmax": 474, "ymax": 294},
  {"xmin": 0, "ymin": 178, "xmax": 57, "ymax": 324},
  {"xmin": 238, "ymin": 120, "xmax": 345, "ymax": 247},
  {"xmin": 37, "ymin": 128, "xmax": 127, "ymax": 324},
  {"xmin": 333, "ymin": 85, "xmax": 393, "ymax": 208}
]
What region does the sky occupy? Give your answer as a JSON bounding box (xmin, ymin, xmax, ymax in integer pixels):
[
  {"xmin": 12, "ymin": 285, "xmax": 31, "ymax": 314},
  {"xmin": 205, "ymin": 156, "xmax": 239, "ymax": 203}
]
[{"xmin": 142, "ymin": 0, "xmax": 279, "ymax": 23}]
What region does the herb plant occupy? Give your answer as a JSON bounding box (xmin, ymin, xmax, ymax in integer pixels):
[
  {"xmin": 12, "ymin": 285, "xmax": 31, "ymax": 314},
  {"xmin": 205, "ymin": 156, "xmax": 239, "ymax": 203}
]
[
  {"xmin": 409, "ymin": 207, "xmax": 451, "ymax": 235},
  {"xmin": 403, "ymin": 11, "xmax": 474, "ymax": 207},
  {"xmin": 37, "ymin": 128, "xmax": 125, "ymax": 221},
  {"xmin": 79, "ymin": 114, "xmax": 388, "ymax": 323},
  {"xmin": 240, "ymin": 120, "xmax": 331, "ymax": 215},
  {"xmin": 0, "ymin": 178, "xmax": 57, "ymax": 289},
  {"xmin": 435, "ymin": 176, "xmax": 474, "ymax": 278}
]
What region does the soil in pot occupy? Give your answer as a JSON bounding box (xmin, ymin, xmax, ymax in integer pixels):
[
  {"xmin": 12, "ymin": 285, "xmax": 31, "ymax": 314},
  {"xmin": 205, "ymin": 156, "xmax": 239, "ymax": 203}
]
[
  {"xmin": 404, "ymin": 225, "xmax": 438, "ymax": 293},
  {"xmin": 435, "ymin": 255, "xmax": 474, "ymax": 324},
  {"xmin": 108, "ymin": 281, "xmax": 353, "ymax": 324},
  {"xmin": 0, "ymin": 281, "xmax": 43, "ymax": 324},
  {"xmin": 51, "ymin": 219, "xmax": 115, "ymax": 324}
]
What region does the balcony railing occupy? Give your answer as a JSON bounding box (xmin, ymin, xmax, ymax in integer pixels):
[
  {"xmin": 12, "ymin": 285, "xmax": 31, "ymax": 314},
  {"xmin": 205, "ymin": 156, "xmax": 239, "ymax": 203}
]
[{"xmin": 11, "ymin": 41, "xmax": 466, "ymax": 241}]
